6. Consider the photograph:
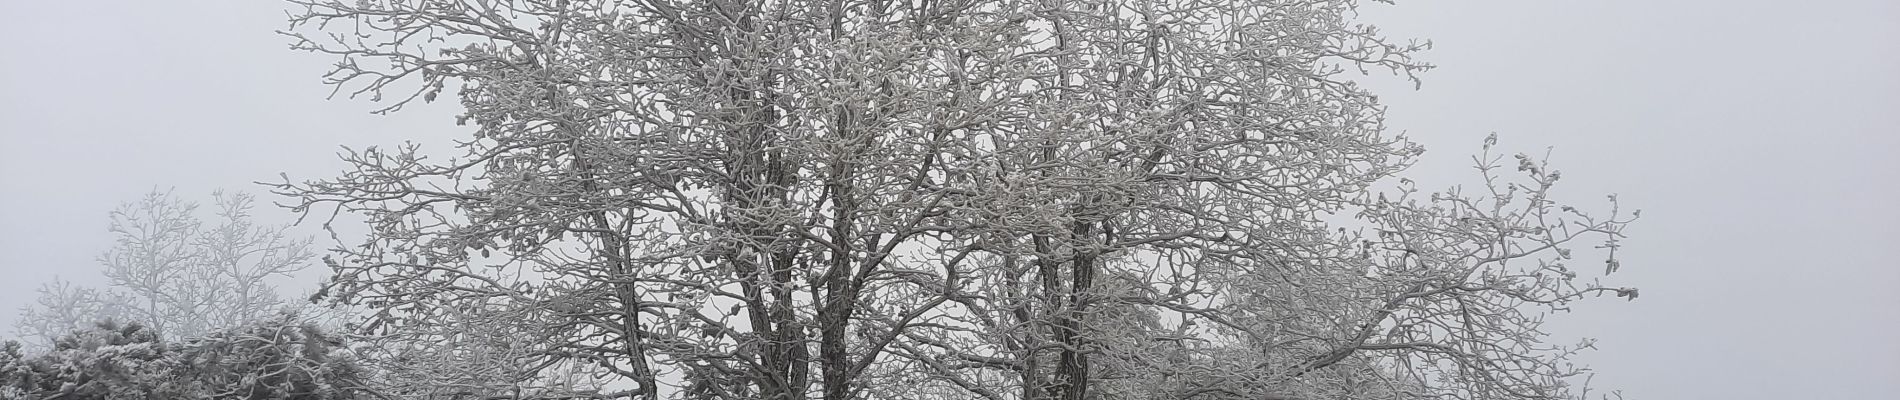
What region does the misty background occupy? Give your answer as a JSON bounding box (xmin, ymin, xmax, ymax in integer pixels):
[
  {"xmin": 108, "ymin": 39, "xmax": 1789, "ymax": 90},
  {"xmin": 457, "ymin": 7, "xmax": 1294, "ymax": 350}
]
[{"xmin": 2, "ymin": 0, "xmax": 1894, "ymax": 398}]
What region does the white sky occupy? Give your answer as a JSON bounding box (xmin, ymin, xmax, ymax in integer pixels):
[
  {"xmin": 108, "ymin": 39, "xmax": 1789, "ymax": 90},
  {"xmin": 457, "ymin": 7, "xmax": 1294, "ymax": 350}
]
[{"xmin": 3, "ymin": 1, "xmax": 1896, "ymax": 398}]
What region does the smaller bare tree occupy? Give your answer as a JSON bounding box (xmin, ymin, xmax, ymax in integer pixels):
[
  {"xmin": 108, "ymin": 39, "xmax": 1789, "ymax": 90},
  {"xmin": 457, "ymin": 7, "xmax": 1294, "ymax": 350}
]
[
  {"xmin": 13, "ymin": 189, "xmax": 317, "ymax": 345},
  {"xmin": 12, "ymin": 278, "xmax": 129, "ymax": 349}
]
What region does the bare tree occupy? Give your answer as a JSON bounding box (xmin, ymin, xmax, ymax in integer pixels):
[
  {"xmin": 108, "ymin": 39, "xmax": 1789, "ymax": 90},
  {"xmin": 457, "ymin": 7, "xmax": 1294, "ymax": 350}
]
[
  {"xmin": 14, "ymin": 189, "xmax": 318, "ymax": 345},
  {"xmin": 274, "ymin": 0, "xmax": 1637, "ymax": 399},
  {"xmin": 12, "ymin": 278, "xmax": 129, "ymax": 349},
  {"xmin": 193, "ymin": 190, "xmax": 322, "ymax": 331},
  {"xmin": 99, "ymin": 189, "xmax": 205, "ymax": 338}
]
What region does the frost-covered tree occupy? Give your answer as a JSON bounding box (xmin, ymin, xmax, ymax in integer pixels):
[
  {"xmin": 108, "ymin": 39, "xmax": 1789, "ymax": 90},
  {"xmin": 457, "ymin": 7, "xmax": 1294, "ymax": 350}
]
[
  {"xmin": 13, "ymin": 189, "xmax": 319, "ymax": 345},
  {"xmin": 273, "ymin": 0, "xmax": 1638, "ymax": 399}
]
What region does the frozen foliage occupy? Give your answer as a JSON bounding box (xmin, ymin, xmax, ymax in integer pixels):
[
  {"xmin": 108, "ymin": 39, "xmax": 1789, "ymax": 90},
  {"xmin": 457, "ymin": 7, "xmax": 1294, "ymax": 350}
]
[
  {"xmin": 178, "ymin": 315, "xmax": 371, "ymax": 399},
  {"xmin": 0, "ymin": 316, "xmax": 369, "ymax": 399},
  {"xmin": 273, "ymin": 0, "xmax": 1639, "ymax": 399},
  {"xmin": 0, "ymin": 321, "xmax": 186, "ymax": 399},
  {"xmin": 13, "ymin": 190, "xmax": 319, "ymax": 346}
]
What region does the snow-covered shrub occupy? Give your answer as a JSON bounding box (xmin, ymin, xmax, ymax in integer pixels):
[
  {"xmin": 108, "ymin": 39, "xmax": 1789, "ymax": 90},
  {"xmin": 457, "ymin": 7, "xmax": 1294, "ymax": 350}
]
[{"xmin": 0, "ymin": 317, "xmax": 369, "ymax": 399}]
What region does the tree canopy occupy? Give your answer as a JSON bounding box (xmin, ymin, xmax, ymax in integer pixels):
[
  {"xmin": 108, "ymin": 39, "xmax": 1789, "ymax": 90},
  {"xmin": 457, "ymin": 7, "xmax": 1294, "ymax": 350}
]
[{"xmin": 270, "ymin": 0, "xmax": 1639, "ymax": 399}]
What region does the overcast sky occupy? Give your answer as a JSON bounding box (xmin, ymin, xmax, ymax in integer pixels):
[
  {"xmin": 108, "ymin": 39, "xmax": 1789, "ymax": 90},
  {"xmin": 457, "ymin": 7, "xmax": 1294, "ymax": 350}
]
[{"xmin": 2, "ymin": 1, "xmax": 1895, "ymax": 398}]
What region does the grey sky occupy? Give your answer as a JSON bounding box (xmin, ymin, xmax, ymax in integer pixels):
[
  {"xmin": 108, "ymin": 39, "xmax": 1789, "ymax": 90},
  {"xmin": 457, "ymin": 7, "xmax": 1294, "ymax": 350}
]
[{"xmin": 3, "ymin": 1, "xmax": 1895, "ymax": 399}]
